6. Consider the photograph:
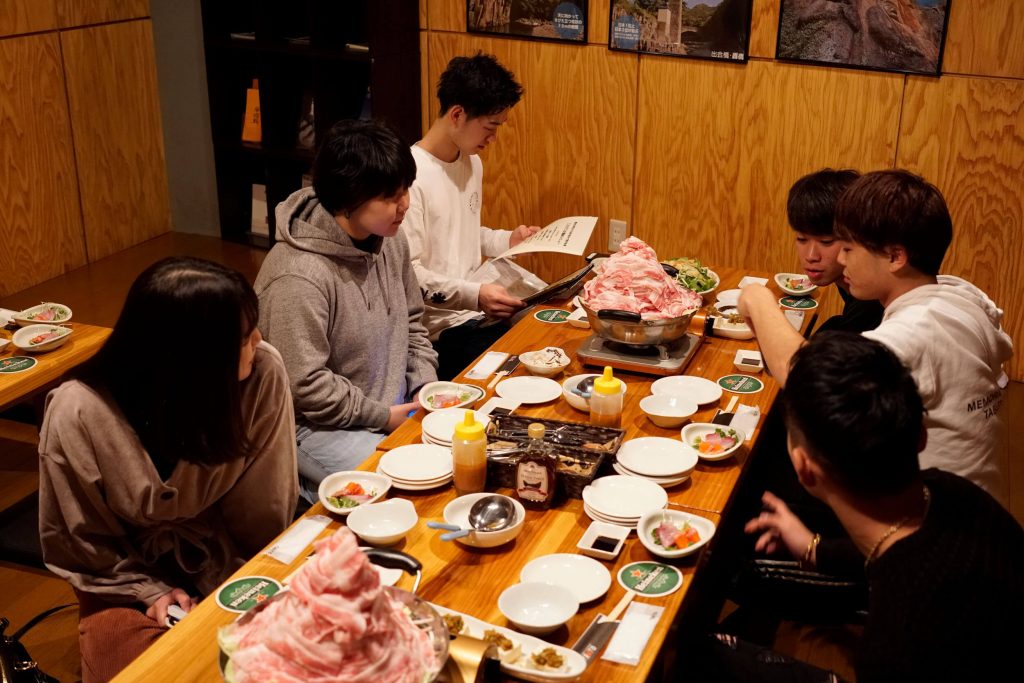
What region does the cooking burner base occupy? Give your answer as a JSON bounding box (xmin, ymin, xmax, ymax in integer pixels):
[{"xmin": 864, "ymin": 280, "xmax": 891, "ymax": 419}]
[{"xmin": 577, "ymin": 333, "xmax": 701, "ymax": 376}]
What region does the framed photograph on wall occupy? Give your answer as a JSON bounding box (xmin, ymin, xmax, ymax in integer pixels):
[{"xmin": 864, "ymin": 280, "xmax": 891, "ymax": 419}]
[
  {"xmin": 608, "ymin": 0, "xmax": 753, "ymax": 62},
  {"xmin": 468, "ymin": 1, "xmax": 588, "ymax": 44},
  {"xmin": 776, "ymin": 0, "xmax": 953, "ymax": 76}
]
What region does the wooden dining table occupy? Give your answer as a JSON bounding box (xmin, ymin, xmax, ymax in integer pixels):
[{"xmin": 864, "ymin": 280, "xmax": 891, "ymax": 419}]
[
  {"xmin": 113, "ymin": 267, "xmax": 813, "ymax": 682},
  {"xmin": 0, "ymin": 322, "xmax": 111, "ymax": 413}
]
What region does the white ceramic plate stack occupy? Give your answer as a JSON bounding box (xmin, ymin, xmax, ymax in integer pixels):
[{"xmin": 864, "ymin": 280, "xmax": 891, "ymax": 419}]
[
  {"xmin": 420, "ymin": 408, "xmax": 490, "ymax": 448},
  {"xmin": 613, "ymin": 437, "xmax": 699, "ymax": 487},
  {"xmin": 581, "ymin": 475, "xmax": 668, "ymax": 529},
  {"xmin": 377, "ymin": 444, "xmax": 454, "ymax": 490}
]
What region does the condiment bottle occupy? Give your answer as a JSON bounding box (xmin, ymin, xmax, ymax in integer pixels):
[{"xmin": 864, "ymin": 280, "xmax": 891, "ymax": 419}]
[
  {"xmin": 515, "ymin": 423, "xmax": 558, "ymax": 510},
  {"xmin": 452, "ymin": 410, "xmax": 487, "ymax": 495},
  {"xmin": 590, "ymin": 366, "xmax": 623, "ymax": 428}
]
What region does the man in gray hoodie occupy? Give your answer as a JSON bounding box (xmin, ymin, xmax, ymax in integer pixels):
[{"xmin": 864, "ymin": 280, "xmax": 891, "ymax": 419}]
[{"xmin": 255, "ymin": 120, "xmax": 438, "ymax": 500}]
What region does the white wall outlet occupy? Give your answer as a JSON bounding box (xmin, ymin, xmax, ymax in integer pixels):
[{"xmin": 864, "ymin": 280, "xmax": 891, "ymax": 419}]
[{"xmin": 608, "ymin": 219, "xmax": 628, "ymax": 252}]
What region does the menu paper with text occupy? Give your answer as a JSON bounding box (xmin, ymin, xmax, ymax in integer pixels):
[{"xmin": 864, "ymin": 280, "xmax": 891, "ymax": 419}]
[{"xmin": 495, "ymin": 216, "xmax": 598, "ymax": 259}]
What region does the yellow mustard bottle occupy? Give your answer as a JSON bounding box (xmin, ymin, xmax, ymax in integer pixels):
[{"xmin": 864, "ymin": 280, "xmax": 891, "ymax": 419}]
[
  {"xmin": 452, "ymin": 410, "xmax": 487, "ymax": 495},
  {"xmin": 590, "ymin": 366, "xmax": 623, "ymax": 428}
]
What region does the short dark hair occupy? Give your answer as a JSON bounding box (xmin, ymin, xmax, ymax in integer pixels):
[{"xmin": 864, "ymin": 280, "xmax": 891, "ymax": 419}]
[
  {"xmin": 313, "ymin": 119, "xmax": 416, "ymax": 216},
  {"xmin": 834, "ymin": 169, "xmax": 952, "ymax": 275},
  {"xmin": 437, "ymin": 53, "xmax": 524, "ymax": 118},
  {"xmin": 787, "ymin": 169, "xmax": 860, "ymax": 236},
  {"xmin": 784, "ymin": 332, "xmax": 923, "ymax": 498},
  {"xmin": 82, "ymin": 257, "xmax": 259, "ymax": 473}
]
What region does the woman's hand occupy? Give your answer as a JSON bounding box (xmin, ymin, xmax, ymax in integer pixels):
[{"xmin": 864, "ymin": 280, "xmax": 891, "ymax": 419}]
[
  {"xmin": 387, "ymin": 402, "xmax": 419, "ymax": 433},
  {"xmin": 509, "ymin": 224, "xmax": 541, "ymax": 248},
  {"xmin": 744, "ymin": 491, "xmax": 815, "ymax": 561},
  {"xmin": 146, "ymin": 587, "xmax": 195, "ymax": 627}
]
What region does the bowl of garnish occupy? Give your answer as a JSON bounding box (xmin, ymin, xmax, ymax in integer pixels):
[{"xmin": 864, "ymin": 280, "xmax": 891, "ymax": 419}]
[
  {"xmin": 681, "ymin": 423, "xmax": 745, "ymax": 461},
  {"xmin": 318, "ymin": 471, "xmax": 391, "ymax": 515},
  {"xmin": 775, "ymin": 272, "xmax": 818, "ymax": 296},
  {"xmin": 346, "ymin": 498, "xmax": 418, "ymax": 546},
  {"xmin": 666, "ymin": 257, "xmax": 720, "ymax": 301},
  {"xmin": 520, "ymin": 346, "xmax": 571, "ymax": 378},
  {"xmin": 12, "ymin": 302, "xmax": 72, "ymax": 327},
  {"xmin": 418, "ymin": 381, "xmax": 485, "ymax": 412},
  {"xmin": 12, "ymin": 324, "xmax": 73, "ymax": 353},
  {"xmin": 637, "ymin": 508, "xmax": 715, "ymax": 558}
]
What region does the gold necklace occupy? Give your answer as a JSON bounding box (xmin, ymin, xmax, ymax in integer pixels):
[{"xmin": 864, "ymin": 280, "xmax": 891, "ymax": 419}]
[{"xmin": 864, "ymin": 484, "xmax": 931, "ymax": 568}]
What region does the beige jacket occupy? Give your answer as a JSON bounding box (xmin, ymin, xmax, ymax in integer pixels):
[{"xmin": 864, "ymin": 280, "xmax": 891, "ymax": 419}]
[{"xmin": 38, "ymin": 343, "xmax": 298, "ymax": 607}]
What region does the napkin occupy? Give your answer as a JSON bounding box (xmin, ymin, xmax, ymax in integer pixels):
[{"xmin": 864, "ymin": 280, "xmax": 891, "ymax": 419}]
[
  {"xmin": 264, "ymin": 515, "xmax": 331, "ymax": 564},
  {"xmin": 601, "ymin": 602, "xmax": 664, "ymax": 666}
]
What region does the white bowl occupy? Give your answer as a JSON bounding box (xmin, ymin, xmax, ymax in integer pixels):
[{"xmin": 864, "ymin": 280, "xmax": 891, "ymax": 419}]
[
  {"xmin": 681, "ymin": 423, "xmax": 746, "ymax": 461},
  {"xmin": 12, "ymin": 302, "xmax": 72, "ymax": 327},
  {"xmin": 637, "ymin": 508, "xmax": 716, "ymax": 558},
  {"xmin": 519, "ymin": 347, "xmax": 571, "ymax": 378},
  {"xmin": 639, "ymin": 394, "xmax": 699, "ymax": 428},
  {"xmin": 318, "ymin": 471, "xmax": 391, "ymax": 515},
  {"xmin": 346, "ymin": 498, "xmax": 418, "ymax": 546},
  {"xmin": 443, "ymin": 493, "xmax": 525, "ymax": 548},
  {"xmin": 775, "ymin": 272, "xmax": 818, "ymax": 296},
  {"xmin": 418, "ymin": 381, "xmax": 485, "ymax": 412},
  {"xmin": 12, "ymin": 324, "xmax": 72, "ymax": 352},
  {"xmin": 561, "ymin": 373, "xmax": 628, "ymax": 413},
  {"xmin": 498, "ymin": 582, "xmax": 579, "ymax": 635}
]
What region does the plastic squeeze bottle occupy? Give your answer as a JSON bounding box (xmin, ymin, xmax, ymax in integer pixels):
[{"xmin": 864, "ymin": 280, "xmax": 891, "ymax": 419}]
[
  {"xmin": 590, "ymin": 366, "xmax": 624, "ymax": 428},
  {"xmin": 452, "ymin": 410, "xmax": 487, "ymax": 495}
]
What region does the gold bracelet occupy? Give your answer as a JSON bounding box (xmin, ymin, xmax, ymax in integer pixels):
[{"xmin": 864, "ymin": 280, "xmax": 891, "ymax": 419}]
[{"xmin": 801, "ymin": 533, "xmax": 821, "ymax": 569}]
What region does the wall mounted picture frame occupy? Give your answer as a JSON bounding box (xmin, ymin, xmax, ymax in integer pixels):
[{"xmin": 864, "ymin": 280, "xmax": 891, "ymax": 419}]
[
  {"xmin": 776, "ymin": 0, "xmax": 953, "ymax": 76},
  {"xmin": 468, "ymin": 1, "xmax": 588, "ymax": 44},
  {"xmin": 608, "ymin": 0, "xmax": 753, "ymax": 62}
]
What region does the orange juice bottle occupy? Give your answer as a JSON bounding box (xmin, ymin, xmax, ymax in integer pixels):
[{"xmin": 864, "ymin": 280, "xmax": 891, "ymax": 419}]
[{"xmin": 452, "ymin": 411, "xmax": 487, "ymax": 495}]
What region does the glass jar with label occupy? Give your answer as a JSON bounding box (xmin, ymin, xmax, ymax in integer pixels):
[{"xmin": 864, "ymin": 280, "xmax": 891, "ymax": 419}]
[
  {"xmin": 515, "ymin": 423, "xmax": 557, "ymax": 510},
  {"xmin": 452, "ymin": 410, "xmax": 487, "ymax": 495}
]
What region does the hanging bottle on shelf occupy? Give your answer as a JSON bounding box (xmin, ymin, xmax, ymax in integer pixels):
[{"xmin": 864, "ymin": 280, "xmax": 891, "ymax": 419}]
[{"xmin": 241, "ymin": 78, "xmax": 262, "ymax": 143}]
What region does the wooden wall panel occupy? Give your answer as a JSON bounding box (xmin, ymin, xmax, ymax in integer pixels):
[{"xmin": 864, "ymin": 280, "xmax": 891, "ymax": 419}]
[
  {"xmin": 429, "ymin": 0, "xmax": 464, "ymax": 33},
  {"xmin": 589, "ymin": 0, "xmax": 609, "ymax": 46},
  {"xmin": 420, "ymin": 0, "xmax": 428, "ymax": 30},
  {"xmin": 749, "ymin": 0, "xmax": 779, "ymax": 59},
  {"xmin": 897, "ymin": 75, "xmax": 1024, "ymax": 377},
  {"xmin": 633, "ymin": 59, "xmax": 902, "ymax": 275},
  {"xmin": 56, "ymin": 0, "xmax": 149, "ymax": 28},
  {"xmin": 61, "ymin": 20, "xmax": 170, "ymax": 261},
  {"xmin": 0, "ymin": 0, "xmax": 57, "ymax": 38},
  {"xmin": 0, "ymin": 34, "xmax": 86, "ymax": 298},
  {"xmin": 426, "ymin": 32, "xmax": 636, "ymax": 283},
  {"xmin": 943, "ymin": 0, "xmax": 1024, "ymax": 79}
]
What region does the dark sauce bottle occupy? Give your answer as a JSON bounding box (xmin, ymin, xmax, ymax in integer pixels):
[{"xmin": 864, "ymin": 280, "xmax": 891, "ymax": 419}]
[{"xmin": 515, "ymin": 423, "xmax": 557, "ymax": 510}]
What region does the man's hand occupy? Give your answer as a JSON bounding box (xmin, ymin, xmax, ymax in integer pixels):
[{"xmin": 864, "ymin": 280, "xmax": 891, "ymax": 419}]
[
  {"xmin": 387, "ymin": 402, "xmax": 419, "ymax": 433},
  {"xmin": 478, "ymin": 283, "xmax": 524, "ymax": 318},
  {"xmin": 737, "ymin": 284, "xmax": 806, "ymax": 386},
  {"xmin": 744, "ymin": 491, "xmax": 815, "ymax": 563},
  {"xmin": 509, "ymin": 224, "xmax": 541, "ymax": 248},
  {"xmin": 146, "ymin": 588, "xmax": 194, "ymax": 627}
]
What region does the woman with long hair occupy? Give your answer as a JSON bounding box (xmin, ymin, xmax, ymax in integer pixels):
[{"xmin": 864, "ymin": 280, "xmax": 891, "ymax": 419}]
[{"xmin": 38, "ymin": 256, "xmax": 298, "ymax": 682}]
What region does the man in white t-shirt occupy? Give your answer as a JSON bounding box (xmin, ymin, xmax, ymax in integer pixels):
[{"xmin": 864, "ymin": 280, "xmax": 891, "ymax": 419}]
[
  {"xmin": 400, "ymin": 53, "xmax": 540, "ymax": 380},
  {"xmin": 739, "ymin": 170, "xmax": 1012, "ymax": 506}
]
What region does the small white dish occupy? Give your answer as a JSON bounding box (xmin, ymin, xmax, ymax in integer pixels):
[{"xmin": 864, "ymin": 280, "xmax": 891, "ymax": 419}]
[
  {"xmin": 567, "ymin": 308, "xmax": 590, "ymax": 329},
  {"xmin": 561, "ymin": 373, "xmax": 628, "ymax": 412},
  {"xmin": 417, "ymin": 381, "xmax": 485, "ymax": 412},
  {"xmin": 421, "ymin": 408, "xmax": 490, "ymax": 443},
  {"xmin": 734, "ymin": 349, "xmax": 763, "ymax": 374},
  {"xmin": 577, "ymin": 521, "xmax": 630, "ymax": 561},
  {"xmin": 637, "ymin": 508, "xmax": 716, "ymax": 558},
  {"xmin": 615, "ymin": 436, "xmax": 699, "ymax": 478},
  {"xmin": 496, "ymin": 376, "xmax": 562, "ymax": 404},
  {"xmin": 12, "ymin": 302, "xmax": 72, "ymax": 327},
  {"xmin": 716, "ymin": 288, "xmax": 741, "ymax": 306},
  {"xmin": 682, "ymin": 423, "xmax": 745, "ymax": 461},
  {"xmin": 318, "ymin": 471, "xmax": 391, "ymax": 515},
  {"xmin": 520, "ymin": 554, "xmax": 612, "ymax": 604},
  {"xmin": 379, "ymin": 470, "xmax": 453, "ymax": 491},
  {"xmin": 346, "ymin": 498, "xmax": 418, "ymax": 546},
  {"xmin": 582, "ymin": 475, "xmax": 668, "ymax": 519},
  {"xmin": 775, "ymin": 272, "xmax": 818, "ymax": 296},
  {"xmin": 443, "ymin": 493, "xmax": 525, "ymax": 548},
  {"xmin": 650, "ymin": 375, "xmax": 722, "ymax": 405},
  {"xmin": 379, "ymin": 444, "xmax": 453, "ymax": 482},
  {"xmin": 583, "ymin": 505, "xmax": 637, "ymax": 529},
  {"xmin": 612, "ymin": 462, "xmax": 690, "ymax": 487},
  {"xmin": 639, "ymin": 394, "xmax": 698, "ymax": 428},
  {"xmin": 498, "ymin": 582, "xmax": 579, "ymax": 635},
  {"xmin": 713, "ymin": 313, "xmax": 754, "ymax": 340},
  {"xmin": 12, "ymin": 324, "xmax": 72, "ymax": 353},
  {"xmin": 519, "ymin": 347, "xmax": 571, "ymax": 378}
]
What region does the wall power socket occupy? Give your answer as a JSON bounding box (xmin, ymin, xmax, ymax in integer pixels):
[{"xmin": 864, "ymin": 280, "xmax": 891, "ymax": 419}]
[{"xmin": 608, "ymin": 219, "xmax": 628, "ymax": 252}]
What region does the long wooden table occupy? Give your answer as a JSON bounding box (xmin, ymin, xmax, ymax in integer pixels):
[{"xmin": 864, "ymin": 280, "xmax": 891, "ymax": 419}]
[
  {"xmin": 114, "ymin": 268, "xmax": 811, "ymax": 682},
  {"xmin": 0, "ymin": 322, "xmax": 111, "ymax": 412}
]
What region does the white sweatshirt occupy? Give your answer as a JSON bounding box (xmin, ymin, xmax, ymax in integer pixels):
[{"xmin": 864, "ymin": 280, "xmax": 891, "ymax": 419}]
[
  {"xmin": 400, "ymin": 146, "xmax": 512, "ymax": 339},
  {"xmin": 864, "ymin": 275, "xmax": 1013, "ymax": 507}
]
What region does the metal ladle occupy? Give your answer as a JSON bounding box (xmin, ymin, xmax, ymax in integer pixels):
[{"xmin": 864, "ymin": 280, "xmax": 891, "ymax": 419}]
[{"xmin": 427, "ymin": 495, "xmax": 517, "ymax": 540}]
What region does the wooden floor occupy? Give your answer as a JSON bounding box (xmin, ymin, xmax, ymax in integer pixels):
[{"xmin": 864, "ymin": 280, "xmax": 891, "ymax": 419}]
[{"xmin": 1, "ymin": 231, "xmax": 1021, "ymax": 681}]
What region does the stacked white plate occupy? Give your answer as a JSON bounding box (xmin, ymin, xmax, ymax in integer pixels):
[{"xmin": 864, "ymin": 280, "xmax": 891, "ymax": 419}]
[
  {"xmin": 613, "ymin": 437, "xmax": 699, "ymax": 487},
  {"xmin": 650, "ymin": 375, "xmax": 723, "ymax": 406},
  {"xmin": 581, "ymin": 475, "xmax": 668, "ymax": 529},
  {"xmin": 377, "ymin": 444, "xmax": 453, "ymax": 490},
  {"xmin": 420, "ymin": 408, "xmax": 490, "ymax": 448}
]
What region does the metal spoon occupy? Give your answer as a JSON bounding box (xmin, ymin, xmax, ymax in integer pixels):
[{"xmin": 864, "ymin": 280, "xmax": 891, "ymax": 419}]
[
  {"xmin": 435, "ymin": 495, "xmax": 517, "ymax": 541},
  {"xmin": 571, "ymin": 375, "xmax": 597, "ymax": 399}
]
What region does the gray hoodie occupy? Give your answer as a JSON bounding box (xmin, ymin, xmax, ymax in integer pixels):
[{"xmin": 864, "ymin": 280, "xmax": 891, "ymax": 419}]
[{"xmin": 254, "ymin": 188, "xmax": 437, "ymax": 430}]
